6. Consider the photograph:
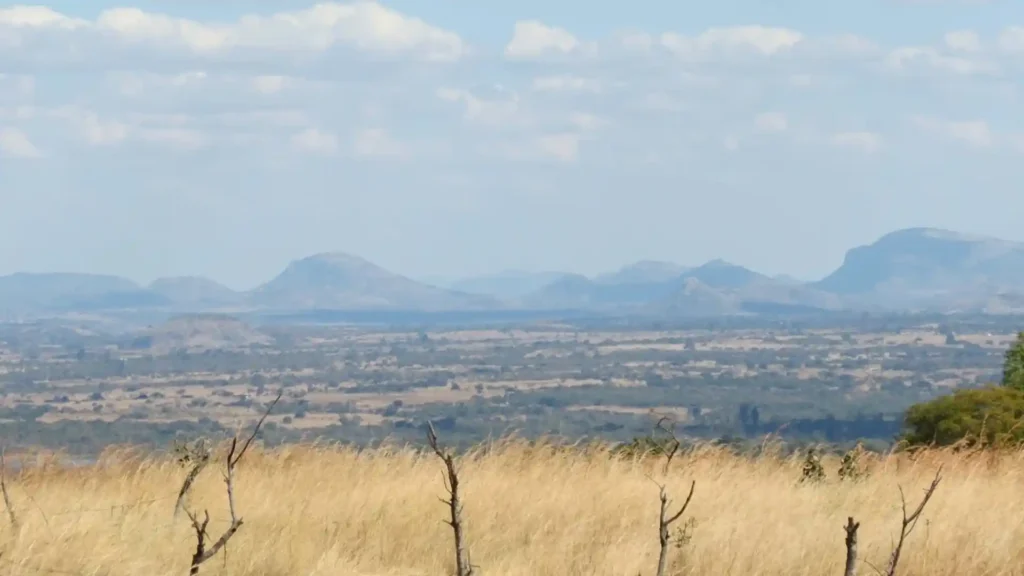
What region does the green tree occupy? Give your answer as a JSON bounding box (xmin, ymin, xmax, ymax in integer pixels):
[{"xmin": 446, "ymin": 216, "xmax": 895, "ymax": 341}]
[
  {"xmin": 1003, "ymin": 331, "xmax": 1024, "ymax": 391},
  {"xmin": 901, "ymin": 386, "xmax": 1024, "ymax": 447}
]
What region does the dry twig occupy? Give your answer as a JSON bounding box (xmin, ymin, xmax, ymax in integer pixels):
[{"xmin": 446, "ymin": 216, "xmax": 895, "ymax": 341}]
[
  {"xmin": 185, "ymin": 390, "xmax": 281, "ymax": 575},
  {"xmin": 173, "ymin": 438, "xmax": 211, "ymax": 518},
  {"xmin": 844, "ymin": 517, "xmax": 860, "ymax": 576},
  {"xmin": 0, "ymin": 448, "xmax": 16, "ymax": 530},
  {"xmin": 426, "ymin": 421, "xmax": 474, "ymax": 576},
  {"xmin": 885, "ymin": 467, "xmax": 942, "ymax": 576},
  {"xmin": 650, "ymin": 418, "xmax": 696, "ymax": 576}
]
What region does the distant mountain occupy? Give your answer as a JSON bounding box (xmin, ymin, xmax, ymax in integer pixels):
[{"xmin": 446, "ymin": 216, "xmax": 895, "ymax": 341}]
[
  {"xmin": 594, "ymin": 260, "xmax": 690, "ymax": 285},
  {"xmin": 522, "ymin": 273, "xmax": 682, "ymax": 310},
  {"xmin": 681, "ymin": 259, "xmax": 767, "ymax": 289},
  {"xmin": 657, "ymin": 277, "xmax": 738, "ymax": 316},
  {"xmin": 149, "ymin": 276, "xmax": 241, "ymax": 307},
  {"xmin": 247, "ymin": 252, "xmax": 500, "ymax": 311},
  {"xmin": 0, "ymin": 273, "xmax": 147, "ymax": 312},
  {"xmin": 7, "ymin": 227, "xmax": 1024, "ymax": 318},
  {"xmin": 522, "ymin": 259, "xmax": 796, "ymax": 313},
  {"xmin": 449, "ymin": 270, "xmax": 572, "ymax": 299},
  {"xmin": 814, "ymin": 228, "xmax": 1024, "ymax": 307}
]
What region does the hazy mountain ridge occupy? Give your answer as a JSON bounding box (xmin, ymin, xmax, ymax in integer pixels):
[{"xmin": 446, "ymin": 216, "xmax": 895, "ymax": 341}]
[
  {"xmin": 2, "ymin": 227, "xmax": 1023, "ymax": 318},
  {"xmin": 247, "ymin": 252, "xmax": 501, "ymax": 311}
]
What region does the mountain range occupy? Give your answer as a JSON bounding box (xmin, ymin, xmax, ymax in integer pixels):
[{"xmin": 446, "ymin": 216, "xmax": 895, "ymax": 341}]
[{"xmin": 2, "ymin": 227, "xmax": 1023, "ymax": 319}]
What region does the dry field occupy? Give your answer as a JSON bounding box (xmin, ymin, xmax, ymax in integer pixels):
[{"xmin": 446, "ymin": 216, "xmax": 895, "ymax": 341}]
[{"xmin": 0, "ymin": 441, "xmax": 1021, "ymax": 576}]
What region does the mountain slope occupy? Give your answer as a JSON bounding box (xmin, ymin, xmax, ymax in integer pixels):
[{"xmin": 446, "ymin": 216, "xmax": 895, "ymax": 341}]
[
  {"xmin": 149, "ymin": 276, "xmax": 241, "ymax": 307},
  {"xmin": 594, "ymin": 261, "xmax": 689, "ymax": 285},
  {"xmin": 814, "ymin": 228, "xmax": 1024, "ymax": 301},
  {"xmin": 0, "ymin": 273, "xmax": 145, "ymax": 312},
  {"xmin": 248, "ymin": 252, "xmax": 500, "ymax": 311},
  {"xmin": 449, "ymin": 270, "xmax": 572, "ymax": 299}
]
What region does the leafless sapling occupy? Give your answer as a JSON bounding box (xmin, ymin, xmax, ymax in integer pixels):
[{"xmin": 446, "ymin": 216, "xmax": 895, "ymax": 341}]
[
  {"xmin": 0, "ymin": 448, "xmax": 16, "ymax": 530},
  {"xmin": 844, "ymin": 517, "xmax": 860, "ymax": 576},
  {"xmin": 884, "ymin": 467, "xmax": 942, "ymax": 576},
  {"xmin": 426, "ymin": 421, "xmax": 474, "ymax": 576},
  {"xmin": 185, "ymin": 390, "xmax": 281, "ymax": 575},
  {"xmin": 651, "ymin": 417, "xmax": 697, "ymax": 576},
  {"xmin": 173, "ymin": 437, "xmax": 212, "ymax": 518}
]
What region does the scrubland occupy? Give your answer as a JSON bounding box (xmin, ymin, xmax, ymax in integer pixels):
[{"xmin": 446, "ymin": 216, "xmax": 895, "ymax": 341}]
[{"xmin": 0, "ymin": 440, "xmax": 1022, "ymax": 576}]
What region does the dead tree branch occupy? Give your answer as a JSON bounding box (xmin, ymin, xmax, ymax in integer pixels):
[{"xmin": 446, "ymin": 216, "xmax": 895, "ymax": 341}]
[
  {"xmin": 426, "ymin": 421, "xmax": 474, "ymax": 576},
  {"xmin": 173, "ymin": 439, "xmax": 211, "ymax": 518},
  {"xmin": 654, "ymin": 416, "xmax": 681, "ymax": 474},
  {"xmin": 0, "ymin": 448, "xmax": 16, "ymax": 530},
  {"xmin": 650, "ymin": 418, "xmax": 696, "ymax": 576},
  {"xmin": 185, "ymin": 390, "xmax": 281, "ymax": 575},
  {"xmin": 885, "ymin": 467, "xmax": 942, "ymax": 576},
  {"xmin": 844, "ymin": 517, "xmax": 860, "ymax": 576},
  {"xmin": 656, "ymin": 480, "xmax": 695, "ymax": 576}
]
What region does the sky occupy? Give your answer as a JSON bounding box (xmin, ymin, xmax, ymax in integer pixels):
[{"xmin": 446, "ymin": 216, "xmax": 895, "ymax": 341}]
[{"xmin": 2, "ymin": 0, "xmax": 1024, "ymax": 290}]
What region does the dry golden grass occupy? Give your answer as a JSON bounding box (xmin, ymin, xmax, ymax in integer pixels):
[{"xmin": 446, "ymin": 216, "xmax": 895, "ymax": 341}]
[{"xmin": 0, "ymin": 441, "xmax": 1023, "ymax": 575}]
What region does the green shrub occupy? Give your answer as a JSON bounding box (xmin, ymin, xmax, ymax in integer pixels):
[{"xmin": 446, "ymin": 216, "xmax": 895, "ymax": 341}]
[
  {"xmin": 901, "ymin": 386, "xmax": 1024, "ymax": 447},
  {"xmin": 1003, "ymin": 332, "xmax": 1024, "ymax": 391}
]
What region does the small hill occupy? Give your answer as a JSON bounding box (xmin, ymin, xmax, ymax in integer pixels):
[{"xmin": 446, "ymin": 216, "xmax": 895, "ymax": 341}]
[
  {"xmin": 594, "ymin": 261, "xmax": 689, "ymax": 285},
  {"xmin": 521, "ymin": 273, "xmax": 680, "ymax": 310},
  {"xmin": 128, "ymin": 314, "xmax": 271, "ymax": 353},
  {"xmin": 814, "ymin": 228, "xmax": 1024, "ymax": 303},
  {"xmin": 449, "ymin": 270, "xmax": 572, "ymax": 299},
  {"xmin": 247, "ymin": 252, "xmax": 499, "ymax": 311},
  {"xmin": 0, "ymin": 273, "xmax": 143, "ymax": 312},
  {"xmin": 657, "ymin": 277, "xmax": 739, "ymax": 316},
  {"xmin": 148, "ymin": 276, "xmax": 241, "ymax": 307},
  {"xmin": 679, "ymin": 259, "xmax": 767, "ymax": 289}
]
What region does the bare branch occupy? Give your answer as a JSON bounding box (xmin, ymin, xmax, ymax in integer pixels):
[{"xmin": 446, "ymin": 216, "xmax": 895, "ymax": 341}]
[
  {"xmin": 654, "ymin": 417, "xmax": 681, "ymax": 474},
  {"xmin": 0, "ymin": 448, "xmax": 17, "ymax": 530},
  {"xmin": 885, "ymin": 467, "xmax": 942, "ymax": 576},
  {"xmin": 844, "ymin": 517, "xmax": 860, "ymax": 576},
  {"xmin": 426, "ymin": 421, "xmax": 474, "ymax": 576},
  {"xmin": 649, "ymin": 418, "xmax": 696, "ymax": 576},
  {"xmin": 657, "ymin": 480, "xmax": 695, "ymax": 576},
  {"xmin": 185, "ymin": 390, "xmax": 280, "ymax": 575},
  {"xmin": 229, "ymin": 391, "xmax": 282, "ymax": 469}
]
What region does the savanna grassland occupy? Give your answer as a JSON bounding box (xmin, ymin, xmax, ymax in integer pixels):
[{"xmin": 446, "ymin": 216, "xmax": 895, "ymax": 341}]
[{"xmin": 0, "ymin": 440, "xmax": 1021, "ymax": 576}]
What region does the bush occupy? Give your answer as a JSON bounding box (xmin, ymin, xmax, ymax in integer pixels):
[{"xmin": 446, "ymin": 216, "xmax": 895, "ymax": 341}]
[
  {"xmin": 1003, "ymin": 332, "xmax": 1024, "ymax": 391},
  {"xmin": 901, "ymin": 386, "xmax": 1024, "ymax": 447}
]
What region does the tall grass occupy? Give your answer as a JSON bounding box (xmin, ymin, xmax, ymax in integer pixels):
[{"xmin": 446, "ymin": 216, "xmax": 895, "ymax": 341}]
[{"xmin": 0, "ymin": 440, "xmax": 1021, "ymax": 575}]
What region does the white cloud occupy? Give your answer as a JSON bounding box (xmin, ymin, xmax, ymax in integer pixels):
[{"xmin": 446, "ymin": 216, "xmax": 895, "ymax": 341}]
[
  {"xmin": 291, "ymin": 127, "xmax": 338, "ymax": 155},
  {"xmin": 568, "ymin": 112, "xmax": 606, "ymax": 132},
  {"xmin": 535, "ymin": 133, "xmax": 579, "ymax": 162},
  {"xmin": 754, "ymin": 112, "xmax": 788, "ymax": 133},
  {"xmin": 830, "ymin": 131, "xmax": 882, "ymax": 153},
  {"xmin": 436, "ymin": 87, "xmax": 522, "ymax": 128},
  {"xmin": 139, "ymin": 128, "xmax": 208, "ymax": 151},
  {"xmin": 59, "ymin": 109, "xmax": 129, "ymax": 145},
  {"xmin": 0, "ymin": 74, "xmax": 34, "ymax": 100},
  {"xmin": 661, "ymin": 26, "xmax": 803, "ymax": 58},
  {"xmin": 0, "ymin": 126, "xmax": 42, "ymax": 158},
  {"xmin": 886, "ymin": 47, "xmax": 997, "ymax": 75},
  {"xmin": 531, "ymin": 75, "xmax": 600, "ymax": 93},
  {"xmin": 354, "ymin": 128, "xmax": 405, "ymax": 157},
  {"xmin": 0, "ymin": 6, "xmax": 85, "ymax": 29},
  {"xmin": 998, "ymin": 27, "xmax": 1024, "ymax": 52},
  {"xmin": 944, "ymin": 30, "xmax": 981, "ymax": 53},
  {"xmin": 504, "ymin": 20, "xmax": 592, "ymax": 60},
  {"xmin": 252, "ymin": 75, "xmax": 289, "ymax": 95},
  {"xmin": 0, "ymin": 2, "xmax": 466, "ymax": 64},
  {"xmin": 913, "ymin": 116, "xmax": 995, "ymax": 148}
]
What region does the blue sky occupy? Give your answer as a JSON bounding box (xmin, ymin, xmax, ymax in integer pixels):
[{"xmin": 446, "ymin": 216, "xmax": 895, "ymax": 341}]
[{"xmin": 1, "ymin": 0, "xmax": 1023, "ymax": 290}]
